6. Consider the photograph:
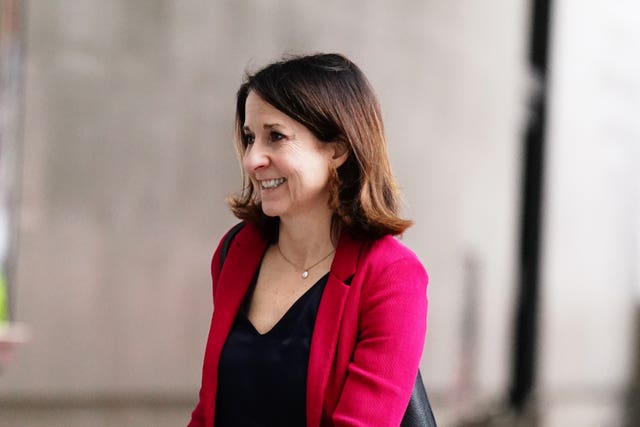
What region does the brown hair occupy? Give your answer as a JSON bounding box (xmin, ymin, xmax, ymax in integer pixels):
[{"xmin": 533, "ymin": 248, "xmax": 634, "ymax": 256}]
[{"xmin": 228, "ymin": 53, "xmax": 412, "ymax": 241}]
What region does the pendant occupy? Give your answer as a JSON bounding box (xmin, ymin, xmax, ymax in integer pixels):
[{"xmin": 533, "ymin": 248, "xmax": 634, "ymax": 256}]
[{"xmin": 302, "ymin": 270, "xmax": 309, "ymax": 279}]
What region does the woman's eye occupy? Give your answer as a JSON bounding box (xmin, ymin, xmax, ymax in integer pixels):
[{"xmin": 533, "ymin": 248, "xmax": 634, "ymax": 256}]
[
  {"xmin": 269, "ymin": 131, "xmax": 285, "ymax": 142},
  {"xmin": 243, "ymin": 133, "xmax": 255, "ymax": 145}
]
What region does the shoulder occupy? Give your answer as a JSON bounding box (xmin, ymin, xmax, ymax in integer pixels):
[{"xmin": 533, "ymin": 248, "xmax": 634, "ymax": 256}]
[
  {"xmin": 210, "ymin": 221, "xmax": 264, "ymax": 284},
  {"xmin": 355, "ymin": 235, "xmax": 428, "ymax": 285},
  {"xmin": 362, "ymin": 235, "xmax": 424, "ymax": 268},
  {"xmin": 347, "ymin": 235, "xmax": 429, "ymax": 333},
  {"xmin": 215, "ymin": 221, "xmax": 262, "ymax": 253}
]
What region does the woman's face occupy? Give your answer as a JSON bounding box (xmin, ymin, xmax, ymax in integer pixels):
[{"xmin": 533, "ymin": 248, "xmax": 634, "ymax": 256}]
[{"xmin": 242, "ymin": 91, "xmax": 339, "ymax": 220}]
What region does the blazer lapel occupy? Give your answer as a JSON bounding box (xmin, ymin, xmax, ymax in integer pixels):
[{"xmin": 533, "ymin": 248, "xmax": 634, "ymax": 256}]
[
  {"xmin": 307, "ymin": 232, "xmax": 361, "ymax": 427},
  {"xmin": 213, "ymin": 223, "xmax": 267, "ymax": 340},
  {"xmin": 206, "ymin": 223, "xmax": 267, "ymax": 413}
]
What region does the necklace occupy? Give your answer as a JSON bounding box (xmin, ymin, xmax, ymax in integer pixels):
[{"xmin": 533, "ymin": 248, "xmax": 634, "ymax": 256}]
[{"xmin": 277, "ymin": 244, "xmax": 335, "ymax": 279}]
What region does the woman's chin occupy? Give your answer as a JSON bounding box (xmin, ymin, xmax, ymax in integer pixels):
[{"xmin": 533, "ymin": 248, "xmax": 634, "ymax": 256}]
[{"xmin": 260, "ymin": 205, "xmax": 283, "ymax": 218}]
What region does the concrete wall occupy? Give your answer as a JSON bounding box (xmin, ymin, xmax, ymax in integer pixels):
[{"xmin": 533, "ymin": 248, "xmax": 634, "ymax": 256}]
[{"xmin": 1, "ymin": 1, "xmax": 529, "ymax": 426}]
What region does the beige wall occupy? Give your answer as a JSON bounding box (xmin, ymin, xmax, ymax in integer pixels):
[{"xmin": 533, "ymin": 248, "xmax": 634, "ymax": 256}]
[{"xmin": 1, "ymin": 1, "xmax": 529, "ymax": 426}]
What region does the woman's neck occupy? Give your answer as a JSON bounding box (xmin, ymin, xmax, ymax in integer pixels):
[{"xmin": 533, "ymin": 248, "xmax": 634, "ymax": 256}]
[{"xmin": 277, "ymin": 213, "xmax": 336, "ymax": 268}]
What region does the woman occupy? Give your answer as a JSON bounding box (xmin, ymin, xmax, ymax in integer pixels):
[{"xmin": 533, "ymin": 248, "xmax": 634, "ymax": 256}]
[{"xmin": 188, "ymin": 53, "xmax": 429, "ymax": 427}]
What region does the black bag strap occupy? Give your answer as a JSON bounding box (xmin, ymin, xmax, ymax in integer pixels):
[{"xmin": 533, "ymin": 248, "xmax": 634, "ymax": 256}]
[{"xmin": 219, "ymin": 222, "xmax": 245, "ymax": 270}]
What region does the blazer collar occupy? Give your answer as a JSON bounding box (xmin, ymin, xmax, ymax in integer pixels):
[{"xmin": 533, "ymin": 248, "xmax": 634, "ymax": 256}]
[
  {"xmin": 224, "ymin": 223, "xmax": 361, "ymax": 282},
  {"xmin": 216, "ymin": 222, "xmax": 268, "ymax": 316},
  {"xmin": 217, "ymin": 223, "xmax": 361, "ymax": 315},
  {"xmin": 307, "ymin": 231, "xmax": 362, "ymax": 427},
  {"xmin": 209, "ymin": 222, "xmax": 268, "ymax": 377}
]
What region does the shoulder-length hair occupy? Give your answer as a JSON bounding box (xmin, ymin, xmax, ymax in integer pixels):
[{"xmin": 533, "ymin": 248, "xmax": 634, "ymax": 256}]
[{"xmin": 228, "ymin": 53, "xmax": 412, "ymax": 242}]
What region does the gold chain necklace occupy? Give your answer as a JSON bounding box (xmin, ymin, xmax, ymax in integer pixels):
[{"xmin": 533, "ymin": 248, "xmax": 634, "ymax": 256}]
[{"xmin": 277, "ymin": 244, "xmax": 335, "ymax": 279}]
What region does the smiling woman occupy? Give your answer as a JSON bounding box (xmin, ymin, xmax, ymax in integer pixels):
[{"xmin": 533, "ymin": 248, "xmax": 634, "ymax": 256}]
[
  {"xmin": 188, "ymin": 53, "xmax": 432, "ymax": 427},
  {"xmin": 229, "ymin": 54, "xmax": 412, "ymax": 243}
]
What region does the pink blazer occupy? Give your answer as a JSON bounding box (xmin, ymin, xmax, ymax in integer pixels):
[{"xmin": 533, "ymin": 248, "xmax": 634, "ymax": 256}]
[{"xmin": 188, "ymin": 222, "xmax": 429, "ymax": 427}]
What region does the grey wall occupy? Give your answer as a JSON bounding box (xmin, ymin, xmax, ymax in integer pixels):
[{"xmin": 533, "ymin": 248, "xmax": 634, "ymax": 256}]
[{"xmin": 1, "ymin": 1, "xmax": 529, "ymax": 426}]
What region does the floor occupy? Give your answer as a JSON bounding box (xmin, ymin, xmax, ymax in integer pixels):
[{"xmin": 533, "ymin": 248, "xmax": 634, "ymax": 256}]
[{"xmin": 0, "ymin": 403, "xmax": 193, "ymax": 427}]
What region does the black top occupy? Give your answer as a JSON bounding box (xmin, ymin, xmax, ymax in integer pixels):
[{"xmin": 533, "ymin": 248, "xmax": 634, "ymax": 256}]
[{"xmin": 215, "ymin": 271, "xmax": 329, "ymax": 427}]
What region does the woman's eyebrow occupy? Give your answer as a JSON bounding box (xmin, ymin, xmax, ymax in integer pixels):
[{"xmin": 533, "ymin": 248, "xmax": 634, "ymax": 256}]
[
  {"xmin": 243, "ymin": 122, "xmax": 284, "ymax": 132},
  {"xmin": 263, "ymin": 123, "xmax": 283, "ymax": 129}
]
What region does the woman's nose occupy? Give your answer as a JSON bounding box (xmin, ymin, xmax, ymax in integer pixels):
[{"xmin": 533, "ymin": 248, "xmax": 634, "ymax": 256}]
[{"xmin": 243, "ymin": 142, "xmax": 270, "ymax": 172}]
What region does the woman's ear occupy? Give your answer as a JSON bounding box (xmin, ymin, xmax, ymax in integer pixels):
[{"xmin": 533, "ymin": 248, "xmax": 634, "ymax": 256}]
[{"xmin": 331, "ymin": 140, "xmax": 349, "ymax": 167}]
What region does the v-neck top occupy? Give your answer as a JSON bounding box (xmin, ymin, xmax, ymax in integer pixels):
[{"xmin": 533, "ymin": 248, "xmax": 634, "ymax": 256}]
[{"xmin": 215, "ymin": 271, "xmax": 329, "ymax": 427}]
